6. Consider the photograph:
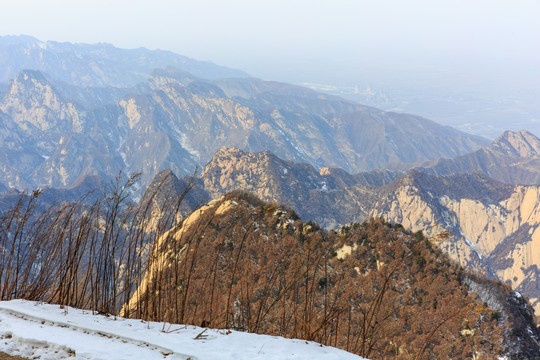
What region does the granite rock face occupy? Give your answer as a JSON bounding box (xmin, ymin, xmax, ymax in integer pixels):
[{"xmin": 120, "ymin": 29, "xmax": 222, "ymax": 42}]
[{"xmin": 196, "ymin": 147, "xmax": 540, "ymax": 318}]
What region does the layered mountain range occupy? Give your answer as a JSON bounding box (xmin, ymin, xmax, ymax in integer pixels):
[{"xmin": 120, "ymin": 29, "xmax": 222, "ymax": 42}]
[
  {"xmin": 0, "ymin": 35, "xmax": 488, "ymax": 192},
  {"xmin": 417, "ymin": 129, "xmax": 540, "ymax": 185},
  {"xmin": 3, "ymin": 35, "xmax": 540, "ymax": 346},
  {"xmin": 166, "ymin": 130, "xmax": 540, "ymax": 318}
]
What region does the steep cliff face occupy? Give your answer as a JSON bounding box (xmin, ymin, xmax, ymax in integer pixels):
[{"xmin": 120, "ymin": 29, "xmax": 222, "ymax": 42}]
[
  {"xmin": 1, "ymin": 70, "xmax": 84, "ymax": 133},
  {"xmin": 0, "ymin": 71, "xmax": 125, "ymax": 189},
  {"xmin": 366, "ymin": 173, "xmax": 540, "ymax": 316},
  {"xmin": 197, "ymin": 148, "xmax": 540, "ymax": 319}
]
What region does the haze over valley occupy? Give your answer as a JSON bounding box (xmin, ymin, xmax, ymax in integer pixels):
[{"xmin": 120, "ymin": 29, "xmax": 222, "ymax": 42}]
[{"xmin": 1, "ymin": 1, "xmax": 540, "ymax": 359}]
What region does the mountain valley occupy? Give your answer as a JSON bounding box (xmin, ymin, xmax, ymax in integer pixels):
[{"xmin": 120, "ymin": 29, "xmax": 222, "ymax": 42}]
[
  {"xmin": 186, "ymin": 140, "xmax": 540, "ymax": 319},
  {"xmin": 0, "ymin": 36, "xmax": 488, "ymax": 193},
  {"xmin": 1, "ymin": 35, "xmax": 540, "ymax": 359}
]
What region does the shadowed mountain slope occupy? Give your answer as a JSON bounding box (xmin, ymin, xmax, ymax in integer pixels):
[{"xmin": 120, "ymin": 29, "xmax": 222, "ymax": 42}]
[
  {"xmin": 418, "ymin": 130, "xmax": 540, "ymax": 185},
  {"xmin": 124, "ymin": 191, "xmax": 540, "ymax": 359},
  {"xmin": 0, "ymin": 37, "xmax": 488, "ymax": 193}
]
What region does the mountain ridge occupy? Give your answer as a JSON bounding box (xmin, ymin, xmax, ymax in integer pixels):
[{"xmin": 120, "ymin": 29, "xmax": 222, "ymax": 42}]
[
  {"xmin": 0, "ymin": 35, "xmax": 248, "ymax": 87},
  {"xmin": 187, "ymin": 146, "xmax": 540, "ymax": 318},
  {"xmin": 0, "ymin": 61, "xmax": 487, "ymax": 192},
  {"xmin": 125, "ymin": 189, "xmax": 540, "ymax": 359},
  {"xmin": 418, "ymin": 129, "xmax": 540, "ymax": 184}
]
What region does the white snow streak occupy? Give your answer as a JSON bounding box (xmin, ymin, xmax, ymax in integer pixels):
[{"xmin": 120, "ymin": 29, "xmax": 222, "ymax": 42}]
[{"xmin": 0, "ymin": 300, "xmax": 366, "ymax": 360}]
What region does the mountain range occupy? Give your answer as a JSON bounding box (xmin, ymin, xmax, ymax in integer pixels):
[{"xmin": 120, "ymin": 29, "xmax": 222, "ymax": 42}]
[
  {"xmin": 2, "ymin": 35, "xmax": 540, "ymax": 311},
  {"xmin": 167, "ymin": 130, "xmax": 540, "ymax": 318},
  {"xmin": 415, "ymin": 129, "xmax": 540, "ymax": 184},
  {"xmin": 2, "ymin": 34, "xmax": 540, "ymax": 357},
  {"xmin": 0, "ymin": 35, "xmax": 247, "ymax": 87},
  {"xmin": 0, "ymin": 35, "xmax": 488, "ymax": 192}
]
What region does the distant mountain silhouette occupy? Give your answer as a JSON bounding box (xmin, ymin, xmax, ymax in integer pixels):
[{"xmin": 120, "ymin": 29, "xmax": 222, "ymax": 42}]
[
  {"xmin": 0, "ymin": 35, "xmax": 247, "ymax": 87},
  {"xmin": 417, "ymin": 130, "xmax": 540, "ymax": 185}
]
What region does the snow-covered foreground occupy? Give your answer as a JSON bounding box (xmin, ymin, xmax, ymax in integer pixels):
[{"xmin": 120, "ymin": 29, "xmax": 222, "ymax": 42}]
[{"xmin": 0, "ymin": 300, "xmax": 366, "ymax": 360}]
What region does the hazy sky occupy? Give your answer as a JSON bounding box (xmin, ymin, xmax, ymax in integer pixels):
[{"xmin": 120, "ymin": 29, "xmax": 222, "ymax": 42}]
[
  {"xmin": 1, "ymin": 0, "xmax": 539, "ymax": 82},
  {"xmin": 1, "ymin": 0, "xmax": 540, "ymax": 137}
]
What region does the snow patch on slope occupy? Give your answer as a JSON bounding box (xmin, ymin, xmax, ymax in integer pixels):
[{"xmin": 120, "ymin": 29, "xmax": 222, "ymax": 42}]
[{"xmin": 0, "ymin": 300, "xmax": 366, "ymax": 360}]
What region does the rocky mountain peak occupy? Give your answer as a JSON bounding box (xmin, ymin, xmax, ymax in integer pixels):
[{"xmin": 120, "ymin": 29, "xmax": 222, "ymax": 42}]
[
  {"xmin": 1, "ymin": 70, "xmax": 82, "ymax": 132},
  {"xmin": 208, "ymin": 146, "xmax": 251, "ymax": 161},
  {"xmin": 4, "ymin": 70, "xmax": 54, "ymax": 101},
  {"xmin": 200, "ymin": 147, "xmax": 341, "ymax": 206},
  {"xmin": 416, "ymin": 129, "xmax": 540, "ymax": 185},
  {"xmin": 490, "ymin": 130, "xmax": 540, "ymax": 158},
  {"xmin": 202, "ymin": 147, "xmax": 284, "ymax": 190},
  {"xmin": 202, "ymin": 147, "xmax": 282, "ymax": 176}
]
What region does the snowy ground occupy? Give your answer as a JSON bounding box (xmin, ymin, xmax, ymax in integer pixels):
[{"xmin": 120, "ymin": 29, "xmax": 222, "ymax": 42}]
[{"xmin": 0, "ymin": 300, "xmax": 366, "ymax": 360}]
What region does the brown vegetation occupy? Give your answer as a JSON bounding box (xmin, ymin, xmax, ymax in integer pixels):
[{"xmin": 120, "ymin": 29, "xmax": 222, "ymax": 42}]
[
  {"xmin": 125, "ymin": 190, "xmax": 524, "ymax": 359},
  {"xmin": 0, "ymin": 182, "xmax": 538, "ymax": 359},
  {"xmin": 0, "ymin": 352, "xmax": 28, "ymax": 360},
  {"xmin": 0, "ymin": 172, "xmax": 193, "ymax": 314}
]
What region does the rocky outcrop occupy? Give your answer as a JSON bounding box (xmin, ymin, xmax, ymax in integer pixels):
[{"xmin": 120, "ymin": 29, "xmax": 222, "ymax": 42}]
[
  {"xmin": 200, "ymin": 147, "xmax": 400, "ymax": 229},
  {"xmin": 196, "ymin": 148, "xmax": 540, "ymax": 319}
]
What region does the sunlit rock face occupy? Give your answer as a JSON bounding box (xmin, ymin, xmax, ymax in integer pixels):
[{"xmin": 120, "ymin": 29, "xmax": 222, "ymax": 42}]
[
  {"xmin": 197, "ymin": 148, "xmax": 540, "ymax": 318},
  {"xmin": 366, "ymin": 173, "xmax": 540, "ymax": 317}
]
